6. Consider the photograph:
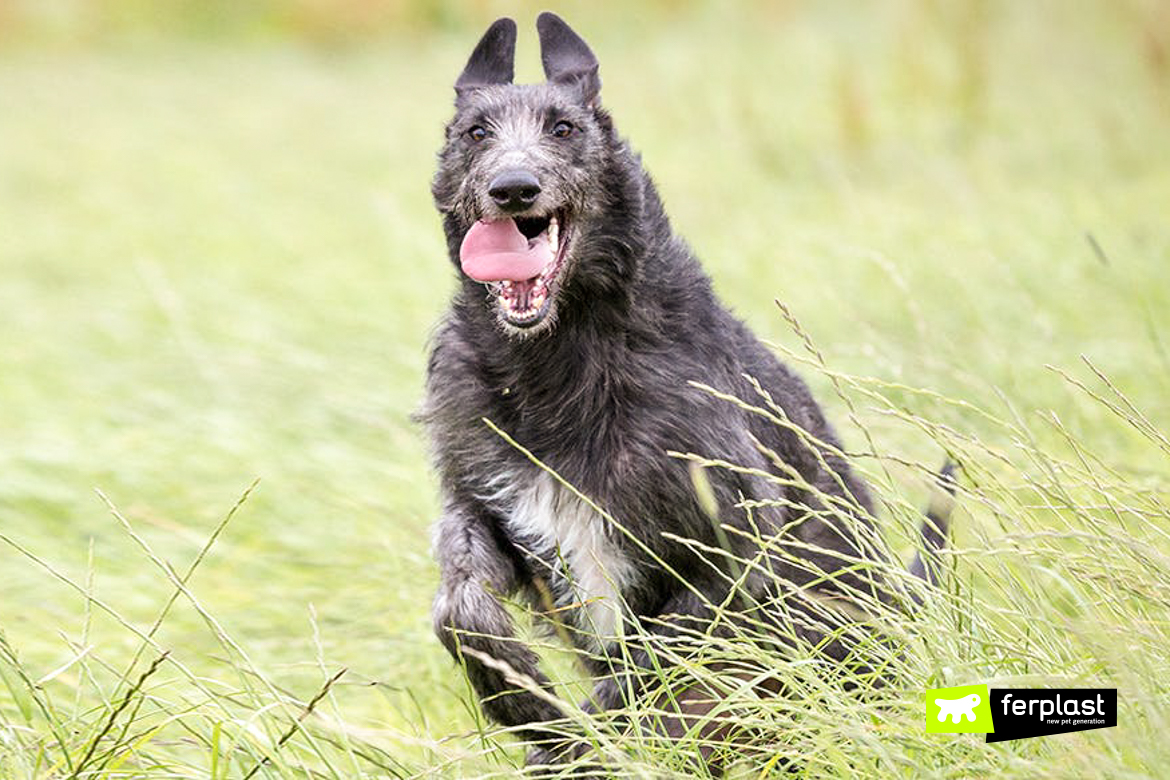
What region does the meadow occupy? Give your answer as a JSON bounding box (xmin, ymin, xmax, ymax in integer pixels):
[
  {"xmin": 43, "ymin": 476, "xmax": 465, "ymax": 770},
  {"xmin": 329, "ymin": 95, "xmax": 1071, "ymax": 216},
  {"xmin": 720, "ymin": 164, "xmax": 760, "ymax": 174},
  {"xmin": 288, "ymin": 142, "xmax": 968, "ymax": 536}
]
[{"xmin": 1, "ymin": 1, "xmax": 1168, "ymax": 777}]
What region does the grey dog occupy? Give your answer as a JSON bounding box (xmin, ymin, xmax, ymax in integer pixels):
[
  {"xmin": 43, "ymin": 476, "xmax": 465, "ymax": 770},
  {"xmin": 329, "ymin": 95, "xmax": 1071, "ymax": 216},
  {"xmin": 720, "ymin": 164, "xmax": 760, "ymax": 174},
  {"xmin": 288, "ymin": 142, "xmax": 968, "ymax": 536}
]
[{"xmin": 422, "ymin": 13, "xmax": 948, "ymax": 772}]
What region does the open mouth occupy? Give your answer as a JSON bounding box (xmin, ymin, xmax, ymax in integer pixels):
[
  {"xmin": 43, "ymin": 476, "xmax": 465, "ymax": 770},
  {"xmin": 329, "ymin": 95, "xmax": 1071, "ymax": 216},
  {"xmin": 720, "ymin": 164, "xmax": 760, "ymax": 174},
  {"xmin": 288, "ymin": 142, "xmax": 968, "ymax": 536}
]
[{"xmin": 459, "ymin": 211, "xmax": 570, "ymax": 328}]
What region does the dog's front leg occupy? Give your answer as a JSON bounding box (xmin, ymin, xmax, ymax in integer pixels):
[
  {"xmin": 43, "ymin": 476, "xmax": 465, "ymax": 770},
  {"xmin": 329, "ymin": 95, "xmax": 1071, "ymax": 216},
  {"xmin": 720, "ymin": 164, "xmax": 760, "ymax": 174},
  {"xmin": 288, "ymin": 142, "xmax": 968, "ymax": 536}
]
[
  {"xmin": 587, "ymin": 585, "xmax": 721, "ymax": 709},
  {"xmin": 525, "ymin": 585, "xmax": 730, "ymax": 773},
  {"xmin": 432, "ymin": 504, "xmax": 564, "ymax": 741}
]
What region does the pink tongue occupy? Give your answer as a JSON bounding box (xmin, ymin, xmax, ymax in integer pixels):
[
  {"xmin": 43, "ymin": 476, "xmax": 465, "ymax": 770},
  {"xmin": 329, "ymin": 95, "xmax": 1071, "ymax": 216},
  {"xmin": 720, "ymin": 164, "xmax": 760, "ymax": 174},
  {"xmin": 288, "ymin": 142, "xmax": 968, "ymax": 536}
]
[{"xmin": 460, "ymin": 219, "xmax": 551, "ymax": 282}]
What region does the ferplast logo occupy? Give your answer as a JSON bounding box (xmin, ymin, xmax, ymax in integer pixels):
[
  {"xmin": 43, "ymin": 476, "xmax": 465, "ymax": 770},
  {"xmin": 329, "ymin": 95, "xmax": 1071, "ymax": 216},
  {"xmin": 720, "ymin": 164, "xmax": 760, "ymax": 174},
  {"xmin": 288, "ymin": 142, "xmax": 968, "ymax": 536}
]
[
  {"xmin": 925, "ymin": 685, "xmax": 1117, "ymax": 742},
  {"xmin": 985, "ymin": 688, "xmax": 1117, "ymax": 743},
  {"xmin": 925, "ymin": 684, "xmax": 994, "ymax": 734}
]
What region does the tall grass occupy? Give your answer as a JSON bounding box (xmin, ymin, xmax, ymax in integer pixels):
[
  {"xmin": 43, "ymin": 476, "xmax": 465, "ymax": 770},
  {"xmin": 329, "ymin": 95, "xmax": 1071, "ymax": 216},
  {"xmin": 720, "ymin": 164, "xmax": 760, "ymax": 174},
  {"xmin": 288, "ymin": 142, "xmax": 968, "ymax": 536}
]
[{"xmin": 2, "ymin": 342, "xmax": 1167, "ymax": 777}]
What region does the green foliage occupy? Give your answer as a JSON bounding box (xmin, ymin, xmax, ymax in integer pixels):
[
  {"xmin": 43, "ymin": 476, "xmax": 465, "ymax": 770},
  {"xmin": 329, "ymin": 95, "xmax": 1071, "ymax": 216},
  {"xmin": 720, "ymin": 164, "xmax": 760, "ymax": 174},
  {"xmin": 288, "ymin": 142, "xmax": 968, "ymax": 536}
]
[{"xmin": 0, "ymin": 2, "xmax": 1168, "ymax": 777}]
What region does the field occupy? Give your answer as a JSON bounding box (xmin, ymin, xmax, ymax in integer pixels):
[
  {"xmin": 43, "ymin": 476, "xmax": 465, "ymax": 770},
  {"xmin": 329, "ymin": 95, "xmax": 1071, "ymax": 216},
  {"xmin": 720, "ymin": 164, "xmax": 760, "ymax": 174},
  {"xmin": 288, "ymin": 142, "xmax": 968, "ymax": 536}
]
[{"xmin": 1, "ymin": 1, "xmax": 1169, "ymax": 777}]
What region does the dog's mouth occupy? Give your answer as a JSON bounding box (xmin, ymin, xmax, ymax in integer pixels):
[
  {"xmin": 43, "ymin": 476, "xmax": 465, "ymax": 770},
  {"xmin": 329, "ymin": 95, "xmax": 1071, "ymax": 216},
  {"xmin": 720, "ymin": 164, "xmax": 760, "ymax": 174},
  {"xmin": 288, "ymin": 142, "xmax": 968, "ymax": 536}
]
[{"xmin": 459, "ymin": 212, "xmax": 570, "ymax": 328}]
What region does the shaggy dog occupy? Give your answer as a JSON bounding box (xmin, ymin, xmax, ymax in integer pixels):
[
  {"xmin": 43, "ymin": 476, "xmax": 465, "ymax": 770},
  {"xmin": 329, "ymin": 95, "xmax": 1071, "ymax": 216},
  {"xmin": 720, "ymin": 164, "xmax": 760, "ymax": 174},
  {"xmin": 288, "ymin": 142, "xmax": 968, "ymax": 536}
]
[{"xmin": 422, "ymin": 13, "xmax": 947, "ymax": 772}]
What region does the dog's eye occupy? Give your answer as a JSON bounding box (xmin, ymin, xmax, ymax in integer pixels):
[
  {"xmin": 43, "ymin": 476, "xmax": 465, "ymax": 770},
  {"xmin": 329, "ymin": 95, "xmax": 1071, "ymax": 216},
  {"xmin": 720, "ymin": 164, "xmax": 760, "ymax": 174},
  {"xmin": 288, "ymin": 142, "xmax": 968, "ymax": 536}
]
[
  {"xmin": 466, "ymin": 125, "xmax": 488, "ymax": 142},
  {"xmin": 551, "ymin": 121, "xmax": 574, "ymax": 138}
]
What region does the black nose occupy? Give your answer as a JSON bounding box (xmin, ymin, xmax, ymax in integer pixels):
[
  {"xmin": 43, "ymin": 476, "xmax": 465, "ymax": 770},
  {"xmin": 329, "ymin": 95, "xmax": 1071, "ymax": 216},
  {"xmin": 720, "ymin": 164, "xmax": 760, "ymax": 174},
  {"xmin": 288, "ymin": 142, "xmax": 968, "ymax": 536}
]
[{"xmin": 488, "ymin": 169, "xmax": 541, "ymax": 212}]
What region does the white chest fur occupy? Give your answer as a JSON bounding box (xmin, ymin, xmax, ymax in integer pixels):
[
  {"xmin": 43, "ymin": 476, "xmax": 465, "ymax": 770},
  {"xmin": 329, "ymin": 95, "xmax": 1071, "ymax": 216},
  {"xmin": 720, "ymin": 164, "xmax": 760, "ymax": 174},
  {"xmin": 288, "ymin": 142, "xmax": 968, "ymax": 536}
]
[{"xmin": 482, "ymin": 472, "xmax": 635, "ymax": 641}]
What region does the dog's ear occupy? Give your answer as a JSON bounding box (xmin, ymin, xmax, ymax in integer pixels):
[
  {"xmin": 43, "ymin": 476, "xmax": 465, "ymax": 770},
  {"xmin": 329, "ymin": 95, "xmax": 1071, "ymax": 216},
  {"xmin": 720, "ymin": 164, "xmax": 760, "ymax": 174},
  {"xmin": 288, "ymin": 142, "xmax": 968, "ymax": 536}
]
[
  {"xmin": 455, "ymin": 18, "xmax": 517, "ymax": 100},
  {"xmin": 537, "ymin": 12, "xmax": 600, "ymax": 106}
]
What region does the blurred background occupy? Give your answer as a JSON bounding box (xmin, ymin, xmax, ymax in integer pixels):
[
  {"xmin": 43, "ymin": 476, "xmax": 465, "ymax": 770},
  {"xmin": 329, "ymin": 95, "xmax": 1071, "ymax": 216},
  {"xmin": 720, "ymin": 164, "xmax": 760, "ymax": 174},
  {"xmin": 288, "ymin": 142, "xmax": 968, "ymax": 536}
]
[{"xmin": 1, "ymin": 0, "xmax": 1168, "ymax": 776}]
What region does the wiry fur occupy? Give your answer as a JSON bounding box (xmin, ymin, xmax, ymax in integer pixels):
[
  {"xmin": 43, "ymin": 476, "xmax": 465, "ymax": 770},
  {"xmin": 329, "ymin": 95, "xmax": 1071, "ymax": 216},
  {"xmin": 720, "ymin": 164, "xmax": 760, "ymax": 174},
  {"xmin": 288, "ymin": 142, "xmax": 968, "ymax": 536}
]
[{"xmin": 422, "ymin": 14, "xmax": 943, "ymax": 772}]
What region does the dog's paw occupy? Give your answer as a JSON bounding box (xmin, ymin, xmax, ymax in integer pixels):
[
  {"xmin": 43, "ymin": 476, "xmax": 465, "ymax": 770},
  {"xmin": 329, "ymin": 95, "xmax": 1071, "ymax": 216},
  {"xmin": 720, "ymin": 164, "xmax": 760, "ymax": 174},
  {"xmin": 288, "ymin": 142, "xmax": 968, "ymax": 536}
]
[{"xmin": 524, "ymin": 741, "xmax": 609, "ymax": 778}]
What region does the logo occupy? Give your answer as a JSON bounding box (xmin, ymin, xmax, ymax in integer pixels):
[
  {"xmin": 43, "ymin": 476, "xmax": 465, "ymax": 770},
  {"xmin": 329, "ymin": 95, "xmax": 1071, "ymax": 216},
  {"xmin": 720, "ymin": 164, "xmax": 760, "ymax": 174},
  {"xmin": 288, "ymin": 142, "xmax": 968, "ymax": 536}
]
[
  {"xmin": 936, "ymin": 693, "xmax": 981, "ymax": 723},
  {"xmin": 924, "ymin": 684, "xmax": 994, "ymax": 734},
  {"xmin": 925, "ymin": 685, "xmax": 1117, "ymax": 742},
  {"xmin": 985, "ymin": 689, "xmax": 1117, "ymax": 743}
]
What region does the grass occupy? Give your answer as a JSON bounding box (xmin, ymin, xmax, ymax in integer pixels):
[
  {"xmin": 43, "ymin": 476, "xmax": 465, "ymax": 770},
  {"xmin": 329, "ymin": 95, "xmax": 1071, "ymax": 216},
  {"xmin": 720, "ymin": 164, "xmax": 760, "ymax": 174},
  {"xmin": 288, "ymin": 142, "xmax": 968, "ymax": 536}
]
[{"xmin": 0, "ymin": 1, "xmax": 1168, "ymax": 776}]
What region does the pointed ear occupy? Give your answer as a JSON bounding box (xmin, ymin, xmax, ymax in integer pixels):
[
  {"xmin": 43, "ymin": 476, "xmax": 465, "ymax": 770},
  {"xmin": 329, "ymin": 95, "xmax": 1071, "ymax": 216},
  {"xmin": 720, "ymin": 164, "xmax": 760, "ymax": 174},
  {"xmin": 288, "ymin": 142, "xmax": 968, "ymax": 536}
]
[
  {"xmin": 537, "ymin": 12, "xmax": 600, "ymax": 106},
  {"xmin": 454, "ymin": 18, "xmax": 517, "ymax": 99}
]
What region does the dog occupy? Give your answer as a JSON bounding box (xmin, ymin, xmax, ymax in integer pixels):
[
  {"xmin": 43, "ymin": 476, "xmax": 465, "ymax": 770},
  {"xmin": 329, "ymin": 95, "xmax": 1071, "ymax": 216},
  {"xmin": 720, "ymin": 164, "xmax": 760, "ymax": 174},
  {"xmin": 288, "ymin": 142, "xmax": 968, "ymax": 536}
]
[{"xmin": 422, "ymin": 13, "xmax": 949, "ymax": 772}]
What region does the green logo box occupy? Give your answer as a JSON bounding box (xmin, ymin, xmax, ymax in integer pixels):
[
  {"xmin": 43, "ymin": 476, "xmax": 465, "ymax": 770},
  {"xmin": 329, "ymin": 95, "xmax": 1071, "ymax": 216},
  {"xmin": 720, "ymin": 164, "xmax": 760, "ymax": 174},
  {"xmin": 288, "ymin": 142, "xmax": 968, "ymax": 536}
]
[{"xmin": 925, "ymin": 683, "xmax": 995, "ymax": 734}]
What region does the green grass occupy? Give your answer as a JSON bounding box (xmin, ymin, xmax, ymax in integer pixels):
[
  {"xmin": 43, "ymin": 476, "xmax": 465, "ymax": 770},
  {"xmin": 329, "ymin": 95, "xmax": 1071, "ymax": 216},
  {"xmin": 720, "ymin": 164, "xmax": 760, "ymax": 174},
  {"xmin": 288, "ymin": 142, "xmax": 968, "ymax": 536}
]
[{"xmin": 1, "ymin": 1, "xmax": 1168, "ymax": 777}]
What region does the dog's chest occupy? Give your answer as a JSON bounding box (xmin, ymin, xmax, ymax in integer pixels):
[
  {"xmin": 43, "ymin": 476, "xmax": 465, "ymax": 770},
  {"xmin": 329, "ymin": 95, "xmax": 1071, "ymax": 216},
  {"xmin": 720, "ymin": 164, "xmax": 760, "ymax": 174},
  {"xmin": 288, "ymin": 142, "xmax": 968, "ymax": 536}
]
[{"xmin": 484, "ymin": 472, "xmax": 635, "ymax": 640}]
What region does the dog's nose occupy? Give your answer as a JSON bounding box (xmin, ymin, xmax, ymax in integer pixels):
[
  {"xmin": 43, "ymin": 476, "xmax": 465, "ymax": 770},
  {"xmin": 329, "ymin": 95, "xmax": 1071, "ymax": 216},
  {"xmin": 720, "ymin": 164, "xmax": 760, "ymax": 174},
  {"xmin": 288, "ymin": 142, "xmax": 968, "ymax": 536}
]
[{"xmin": 488, "ymin": 170, "xmax": 541, "ymax": 212}]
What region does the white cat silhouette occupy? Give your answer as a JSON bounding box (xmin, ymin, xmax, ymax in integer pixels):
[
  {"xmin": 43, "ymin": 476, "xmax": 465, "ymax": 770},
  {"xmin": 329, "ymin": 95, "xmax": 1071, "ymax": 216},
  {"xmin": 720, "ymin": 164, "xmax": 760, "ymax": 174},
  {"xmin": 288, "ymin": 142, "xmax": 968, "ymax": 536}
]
[{"xmin": 935, "ymin": 693, "xmax": 981, "ymax": 723}]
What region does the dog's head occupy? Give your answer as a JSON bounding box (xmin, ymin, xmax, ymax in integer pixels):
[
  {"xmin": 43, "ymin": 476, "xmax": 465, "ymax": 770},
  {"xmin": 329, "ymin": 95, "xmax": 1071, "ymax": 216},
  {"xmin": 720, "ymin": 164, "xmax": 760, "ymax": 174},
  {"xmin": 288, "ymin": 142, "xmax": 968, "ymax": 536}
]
[{"xmin": 433, "ymin": 14, "xmax": 619, "ymax": 336}]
